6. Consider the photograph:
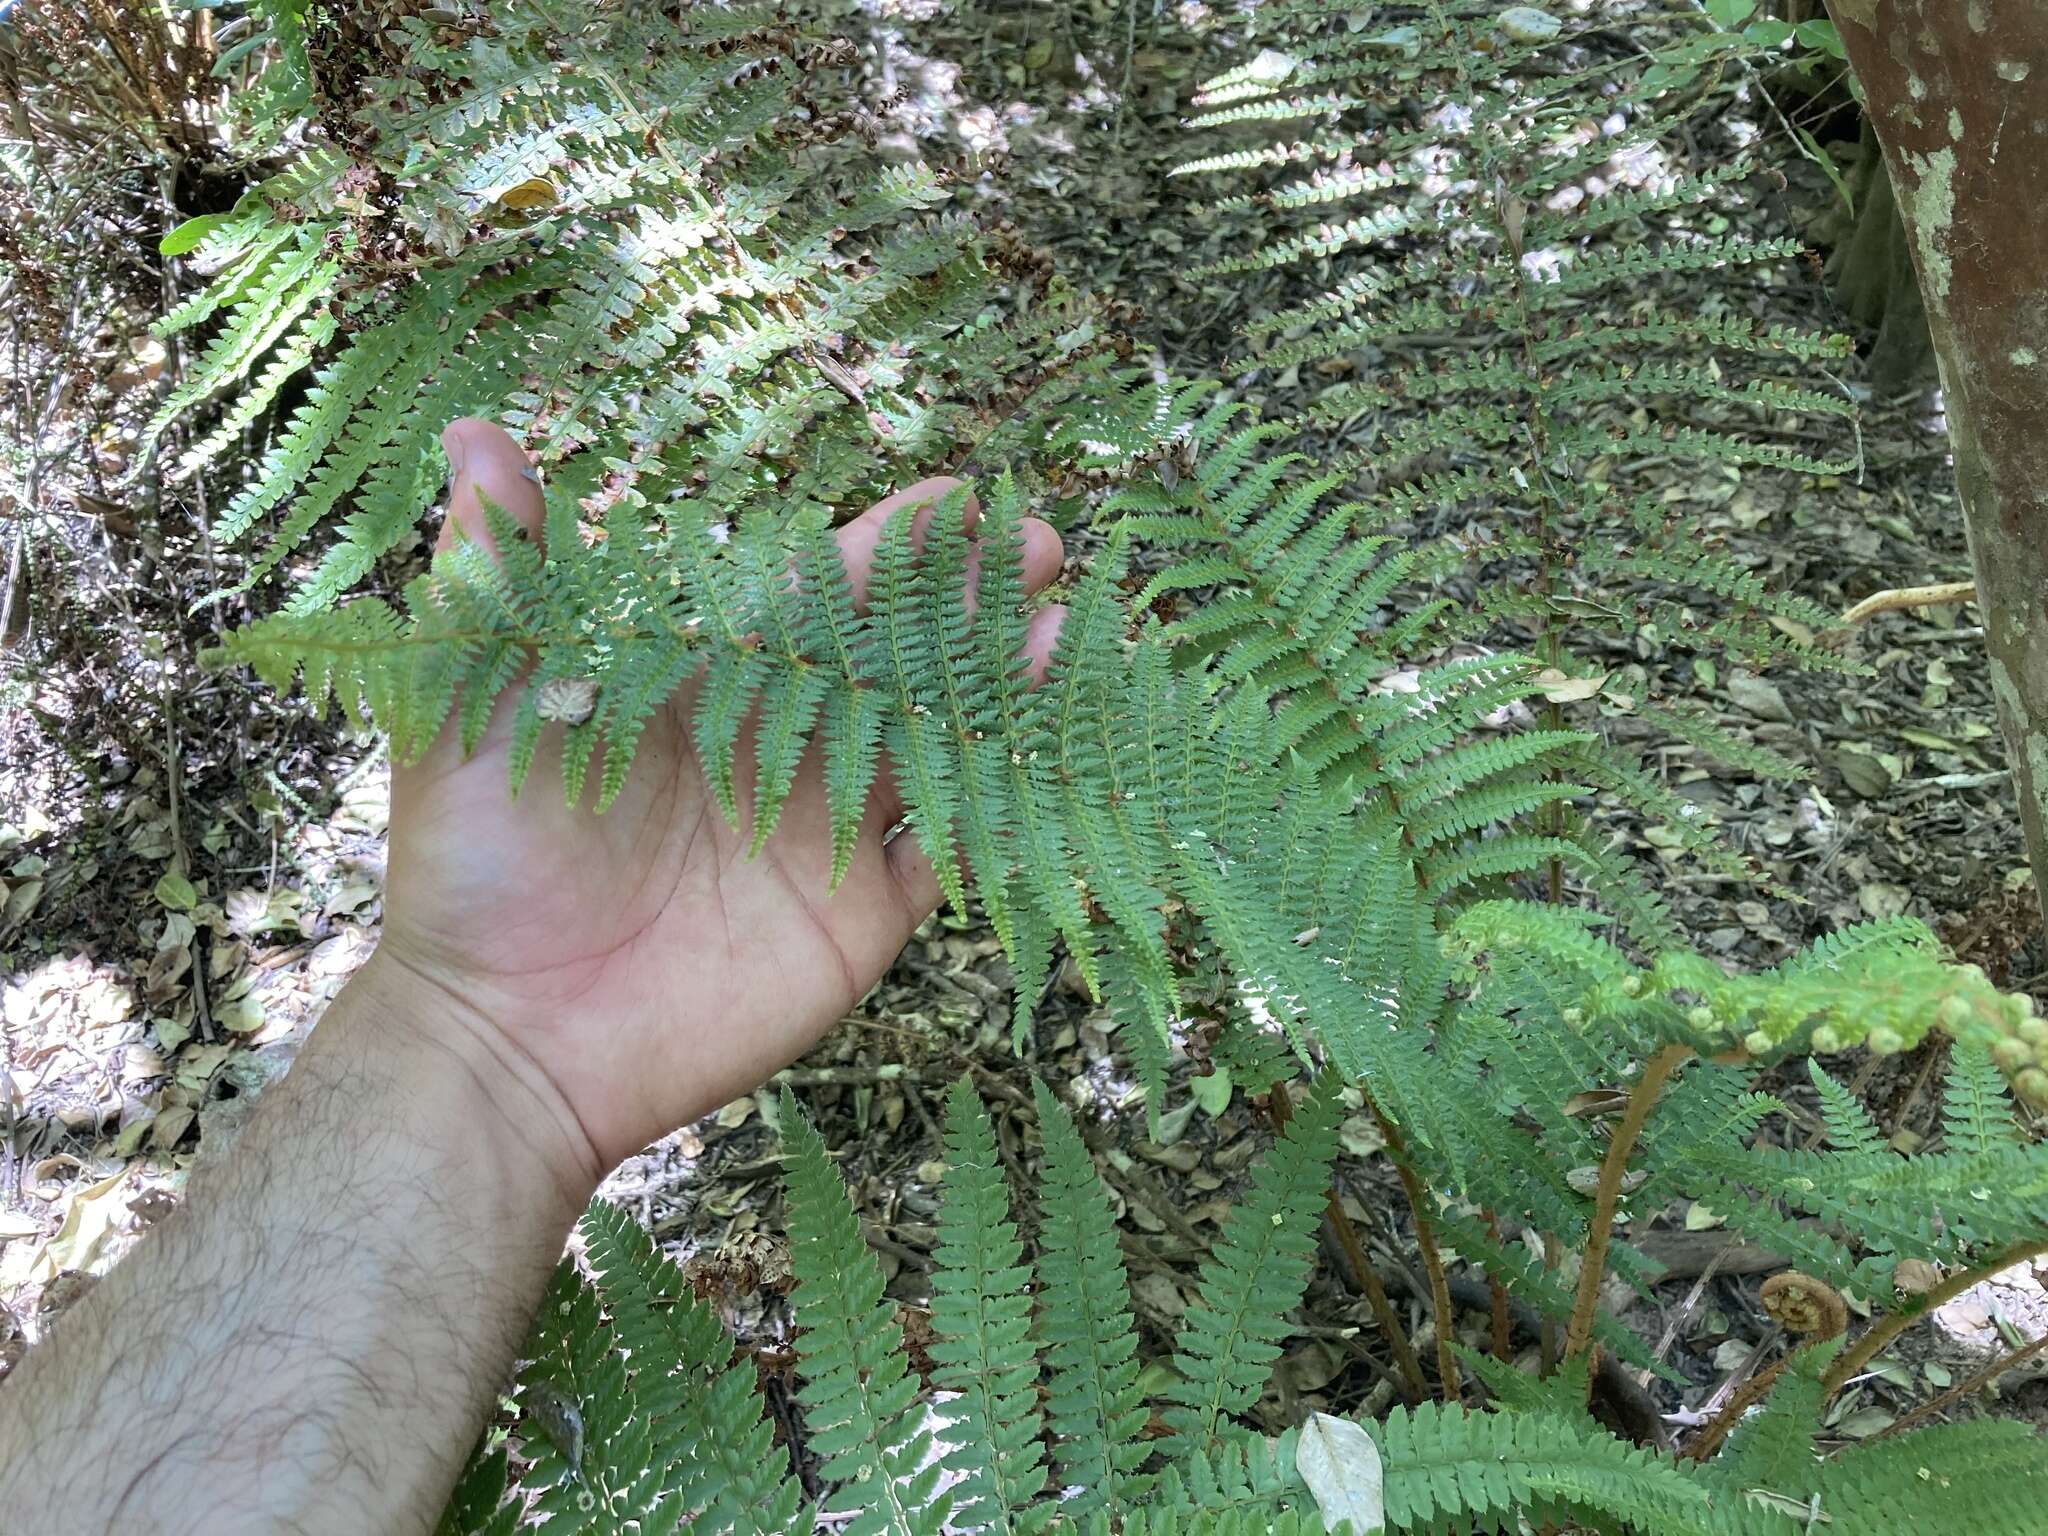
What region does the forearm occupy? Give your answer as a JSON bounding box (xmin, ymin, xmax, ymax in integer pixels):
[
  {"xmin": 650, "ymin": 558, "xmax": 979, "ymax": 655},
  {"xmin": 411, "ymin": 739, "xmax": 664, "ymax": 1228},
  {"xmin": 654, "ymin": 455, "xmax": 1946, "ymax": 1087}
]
[{"xmin": 0, "ymin": 957, "xmax": 600, "ymax": 1535}]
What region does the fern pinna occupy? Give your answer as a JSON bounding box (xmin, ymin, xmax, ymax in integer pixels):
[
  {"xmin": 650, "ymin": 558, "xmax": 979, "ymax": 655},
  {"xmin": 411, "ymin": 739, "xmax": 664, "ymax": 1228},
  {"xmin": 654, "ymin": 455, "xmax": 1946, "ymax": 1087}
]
[
  {"xmin": 438, "ymin": 1084, "xmax": 2048, "ymax": 1534},
  {"xmin": 1176, "ymin": 0, "xmax": 1858, "ymax": 888}
]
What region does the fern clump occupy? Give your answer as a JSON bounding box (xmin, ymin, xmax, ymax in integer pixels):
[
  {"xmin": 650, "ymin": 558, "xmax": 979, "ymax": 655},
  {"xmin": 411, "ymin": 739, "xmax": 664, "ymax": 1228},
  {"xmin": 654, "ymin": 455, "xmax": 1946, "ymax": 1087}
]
[
  {"xmin": 1177, "ymin": 1, "xmax": 1860, "ymax": 894},
  {"xmin": 440, "ymin": 1084, "xmax": 2048, "ymax": 1535}
]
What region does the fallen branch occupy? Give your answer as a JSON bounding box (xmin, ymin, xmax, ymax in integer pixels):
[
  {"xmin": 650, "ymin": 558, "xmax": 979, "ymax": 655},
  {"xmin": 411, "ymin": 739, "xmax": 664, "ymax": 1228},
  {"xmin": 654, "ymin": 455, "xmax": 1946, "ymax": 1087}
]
[{"xmin": 1840, "ymin": 580, "xmax": 1978, "ymax": 625}]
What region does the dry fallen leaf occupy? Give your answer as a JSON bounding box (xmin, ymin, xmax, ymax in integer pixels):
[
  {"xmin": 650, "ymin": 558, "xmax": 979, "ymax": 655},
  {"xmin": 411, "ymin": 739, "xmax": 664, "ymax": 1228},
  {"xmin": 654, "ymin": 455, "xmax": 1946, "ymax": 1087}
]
[
  {"xmin": 1567, "ymin": 1166, "xmax": 1648, "ymax": 1197},
  {"xmin": 715, "ymin": 1096, "xmax": 754, "ymax": 1130},
  {"xmin": 1726, "ymin": 670, "xmax": 1794, "ymax": 725},
  {"xmin": 1892, "ymin": 1258, "xmax": 1942, "ymax": 1296},
  {"xmin": 1533, "ymin": 667, "xmax": 1607, "ymax": 704},
  {"xmin": 492, "ymin": 175, "xmax": 560, "ymax": 213},
  {"xmin": 1295, "ymin": 1411, "xmax": 1386, "ymax": 1535},
  {"xmin": 536, "ymin": 677, "xmax": 599, "ymax": 725},
  {"xmin": 30, "ymin": 1168, "xmax": 133, "ymax": 1282}
]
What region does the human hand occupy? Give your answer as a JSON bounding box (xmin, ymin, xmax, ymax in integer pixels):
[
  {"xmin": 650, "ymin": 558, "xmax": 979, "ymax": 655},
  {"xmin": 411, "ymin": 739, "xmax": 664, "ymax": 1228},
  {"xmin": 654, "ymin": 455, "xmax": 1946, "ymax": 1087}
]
[{"xmin": 362, "ymin": 419, "xmax": 1068, "ymax": 1182}]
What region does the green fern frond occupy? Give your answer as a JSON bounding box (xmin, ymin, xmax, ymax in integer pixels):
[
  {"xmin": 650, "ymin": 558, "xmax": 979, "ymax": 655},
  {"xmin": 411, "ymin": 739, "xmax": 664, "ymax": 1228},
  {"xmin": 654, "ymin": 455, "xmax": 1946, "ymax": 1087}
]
[
  {"xmin": 1158, "ymin": 1082, "xmax": 1338, "ymax": 1465},
  {"xmin": 1372, "ymin": 1403, "xmax": 1728, "ymax": 1536},
  {"xmin": 1637, "ymin": 701, "xmax": 1807, "ymax": 783},
  {"xmin": 1704, "ymin": 1344, "xmax": 1830, "ymax": 1507},
  {"xmin": 437, "ymin": 1450, "xmax": 521, "ymax": 1536},
  {"xmin": 511, "ymin": 1261, "xmax": 668, "ymax": 1528},
  {"xmin": 142, "ymin": 227, "xmax": 340, "ymax": 450},
  {"xmin": 579, "ymin": 1202, "xmax": 808, "ymax": 1536},
  {"xmin": 1819, "ymin": 1418, "xmax": 2048, "ymax": 1535},
  {"xmin": 782, "ymin": 1090, "xmax": 952, "ymax": 1536},
  {"xmin": 929, "ymin": 1079, "xmax": 1051, "ymax": 1535},
  {"xmin": 1032, "ymin": 1080, "xmax": 1150, "ymax": 1512},
  {"xmin": 1810, "ymin": 1059, "xmax": 1890, "ymax": 1158},
  {"xmin": 1942, "ymin": 1041, "xmax": 2022, "ymax": 1159}
]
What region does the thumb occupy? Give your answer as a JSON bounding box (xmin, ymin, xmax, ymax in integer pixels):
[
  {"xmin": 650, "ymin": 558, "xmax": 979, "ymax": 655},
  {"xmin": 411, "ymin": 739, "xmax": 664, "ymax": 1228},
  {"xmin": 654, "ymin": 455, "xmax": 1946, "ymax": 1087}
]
[{"xmin": 438, "ymin": 417, "xmax": 545, "ymax": 554}]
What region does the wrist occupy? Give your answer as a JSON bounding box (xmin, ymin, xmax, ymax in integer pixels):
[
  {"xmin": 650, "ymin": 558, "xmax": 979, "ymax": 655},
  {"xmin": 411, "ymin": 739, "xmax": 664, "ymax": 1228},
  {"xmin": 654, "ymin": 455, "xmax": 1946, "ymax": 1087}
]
[{"xmin": 340, "ymin": 951, "xmax": 608, "ymax": 1216}]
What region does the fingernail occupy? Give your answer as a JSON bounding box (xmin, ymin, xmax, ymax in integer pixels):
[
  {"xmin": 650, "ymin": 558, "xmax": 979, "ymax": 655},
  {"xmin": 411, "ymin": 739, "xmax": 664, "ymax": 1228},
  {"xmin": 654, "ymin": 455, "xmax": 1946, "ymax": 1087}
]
[
  {"xmin": 441, "ymin": 425, "xmax": 470, "ymax": 496},
  {"xmin": 519, "ymin": 465, "xmax": 542, "ymax": 484}
]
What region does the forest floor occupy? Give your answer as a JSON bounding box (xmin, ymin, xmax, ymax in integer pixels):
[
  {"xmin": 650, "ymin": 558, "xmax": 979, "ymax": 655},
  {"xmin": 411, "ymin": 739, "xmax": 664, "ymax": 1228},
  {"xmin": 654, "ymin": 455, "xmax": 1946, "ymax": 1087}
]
[{"xmin": 3, "ymin": 0, "xmax": 2044, "ymax": 1455}]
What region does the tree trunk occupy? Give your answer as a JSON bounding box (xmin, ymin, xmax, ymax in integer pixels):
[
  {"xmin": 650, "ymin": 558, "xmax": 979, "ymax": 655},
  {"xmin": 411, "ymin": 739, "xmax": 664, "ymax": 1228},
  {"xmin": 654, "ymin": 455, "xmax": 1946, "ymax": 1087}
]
[
  {"xmin": 1829, "ymin": 1, "xmax": 2048, "ymax": 928},
  {"xmin": 1828, "ymin": 121, "xmax": 1934, "ymax": 392}
]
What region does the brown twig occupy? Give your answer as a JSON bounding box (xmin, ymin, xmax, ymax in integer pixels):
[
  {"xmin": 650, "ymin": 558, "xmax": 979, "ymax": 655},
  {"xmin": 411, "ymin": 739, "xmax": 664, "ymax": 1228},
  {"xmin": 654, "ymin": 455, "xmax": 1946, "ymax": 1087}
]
[
  {"xmin": 1324, "ymin": 1181, "xmax": 1430, "ymax": 1402},
  {"xmin": 1539, "ymin": 1236, "xmax": 1561, "ymax": 1374},
  {"xmin": 1484, "ymin": 1211, "xmax": 1514, "ymax": 1363},
  {"xmin": 1840, "ymin": 580, "xmax": 1978, "ymax": 625},
  {"xmin": 1564, "ymin": 1043, "xmax": 1691, "ymax": 1366},
  {"xmin": 1823, "ymin": 1237, "xmax": 2048, "ymax": 1393},
  {"xmin": 1871, "ymin": 1328, "xmax": 2048, "ymax": 1441}
]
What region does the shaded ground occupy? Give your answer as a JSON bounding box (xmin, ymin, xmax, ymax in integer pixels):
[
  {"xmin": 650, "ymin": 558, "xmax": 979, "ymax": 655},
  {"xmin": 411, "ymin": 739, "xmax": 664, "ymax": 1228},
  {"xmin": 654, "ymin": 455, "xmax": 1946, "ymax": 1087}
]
[{"xmin": 3, "ymin": 0, "xmax": 2041, "ymax": 1450}]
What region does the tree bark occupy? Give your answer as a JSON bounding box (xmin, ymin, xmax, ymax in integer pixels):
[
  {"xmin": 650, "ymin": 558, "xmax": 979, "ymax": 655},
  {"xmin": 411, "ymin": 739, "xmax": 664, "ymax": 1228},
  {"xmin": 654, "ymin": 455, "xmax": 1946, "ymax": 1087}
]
[{"xmin": 1829, "ymin": 1, "xmax": 2048, "ymax": 926}]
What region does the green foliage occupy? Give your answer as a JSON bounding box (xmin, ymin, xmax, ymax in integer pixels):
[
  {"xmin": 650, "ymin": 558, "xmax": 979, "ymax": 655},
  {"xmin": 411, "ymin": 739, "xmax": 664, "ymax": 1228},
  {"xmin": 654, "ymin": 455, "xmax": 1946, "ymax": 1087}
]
[
  {"xmin": 443, "ymin": 1087, "xmax": 2048, "ymax": 1534},
  {"xmin": 929, "ymin": 1077, "xmax": 1051, "ymax": 1535},
  {"xmin": 1158, "ymin": 1083, "xmax": 1338, "ymax": 1461},
  {"xmin": 1435, "ymin": 904, "xmax": 2048, "ymax": 1316},
  {"xmin": 1031, "ymin": 1079, "xmax": 1150, "ymax": 1511},
  {"xmin": 150, "ymin": 1, "xmax": 1118, "ymax": 612},
  {"xmin": 1176, "ymin": 0, "xmax": 1860, "ymax": 897},
  {"xmin": 181, "ymin": 0, "xmax": 2034, "ymax": 1109},
  {"xmin": 581, "ymin": 1202, "xmax": 807, "ymax": 1536},
  {"xmin": 782, "ymin": 1086, "xmax": 954, "ymax": 1536},
  {"xmin": 1664, "ymin": 1048, "xmax": 2048, "ymax": 1301},
  {"xmin": 164, "ymin": 14, "xmax": 2045, "ymax": 1526}
]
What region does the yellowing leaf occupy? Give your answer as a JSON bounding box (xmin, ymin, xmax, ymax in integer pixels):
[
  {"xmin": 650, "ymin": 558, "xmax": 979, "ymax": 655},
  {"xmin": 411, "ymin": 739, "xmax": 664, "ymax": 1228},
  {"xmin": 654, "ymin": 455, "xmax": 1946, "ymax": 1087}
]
[{"xmin": 493, "ymin": 175, "xmax": 560, "ymax": 212}]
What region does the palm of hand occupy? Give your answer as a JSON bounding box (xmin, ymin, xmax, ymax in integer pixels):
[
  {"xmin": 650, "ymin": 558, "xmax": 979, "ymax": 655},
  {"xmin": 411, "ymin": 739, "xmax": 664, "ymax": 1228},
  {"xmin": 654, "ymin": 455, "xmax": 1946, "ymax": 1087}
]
[{"xmin": 374, "ymin": 421, "xmax": 1064, "ymax": 1170}]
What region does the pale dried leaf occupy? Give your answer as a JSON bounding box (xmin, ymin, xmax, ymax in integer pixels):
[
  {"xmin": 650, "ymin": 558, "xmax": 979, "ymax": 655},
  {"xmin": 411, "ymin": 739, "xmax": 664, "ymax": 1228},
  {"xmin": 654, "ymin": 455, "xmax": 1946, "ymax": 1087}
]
[{"xmin": 1295, "ymin": 1411, "xmax": 1385, "ymax": 1535}]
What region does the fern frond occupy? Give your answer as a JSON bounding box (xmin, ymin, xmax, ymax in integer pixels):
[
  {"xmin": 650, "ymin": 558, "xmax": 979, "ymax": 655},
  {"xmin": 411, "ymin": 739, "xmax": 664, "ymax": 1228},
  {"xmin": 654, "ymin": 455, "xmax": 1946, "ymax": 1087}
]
[
  {"xmin": 1819, "ymin": 1419, "xmax": 2048, "ymax": 1535},
  {"xmin": 579, "ymin": 1202, "xmax": 808, "ymax": 1536},
  {"xmin": 1032, "ymin": 1080, "xmax": 1149, "ymax": 1512},
  {"xmin": 929, "ymin": 1079, "xmax": 1051, "ymax": 1535},
  {"xmin": 437, "ymin": 1450, "xmax": 522, "ymax": 1536},
  {"xmin": 782, "ymin": 1090, "xmax": 952, "ymax": 1536},
  {"xmin": 1158, "ymin": 1082, "xmax": 1338, "ymax": 1465},
  {"xmin": 1942, "ymin": 1041, "xmax": 2021, "ymax": 1159},
  {"xmin": 1372, "ymin": 1404, "xmax": 1728, "ymax": 1536},
  {"xmin": 512, "ymin": 1261, "xmax": 669, "ymax": 1528}
]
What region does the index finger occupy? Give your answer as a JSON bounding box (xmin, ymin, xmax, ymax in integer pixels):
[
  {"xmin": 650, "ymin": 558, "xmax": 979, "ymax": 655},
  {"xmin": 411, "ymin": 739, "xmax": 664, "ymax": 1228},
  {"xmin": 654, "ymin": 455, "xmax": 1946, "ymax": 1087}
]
[
  {"xmin": 831, "ymin": 476, "xmax": 1066, "ymax": 614},
  {"xmin": 831, "ymin": 477, "xmax": 977, "ymax": 610}
]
